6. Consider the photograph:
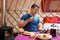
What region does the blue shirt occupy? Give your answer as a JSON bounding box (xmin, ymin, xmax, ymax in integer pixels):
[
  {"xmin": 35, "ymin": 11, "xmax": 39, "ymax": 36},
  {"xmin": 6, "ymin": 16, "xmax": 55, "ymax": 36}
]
[{"xmin": 21, "ymin": 14, "xmax": 40, "ymax": 32}]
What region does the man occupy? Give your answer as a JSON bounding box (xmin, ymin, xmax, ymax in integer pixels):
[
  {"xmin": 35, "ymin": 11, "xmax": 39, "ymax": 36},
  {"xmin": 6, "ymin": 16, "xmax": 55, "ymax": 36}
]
[{"xmin": 19, "ymin": 4, "xmax": 43, "ymax": 32}]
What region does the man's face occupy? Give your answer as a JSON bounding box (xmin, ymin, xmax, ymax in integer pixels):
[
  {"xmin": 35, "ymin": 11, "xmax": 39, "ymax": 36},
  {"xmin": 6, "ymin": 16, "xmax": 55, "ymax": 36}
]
[{"xmin": 31, "ymin": 7, "xmax": 39, "ymax": 15}]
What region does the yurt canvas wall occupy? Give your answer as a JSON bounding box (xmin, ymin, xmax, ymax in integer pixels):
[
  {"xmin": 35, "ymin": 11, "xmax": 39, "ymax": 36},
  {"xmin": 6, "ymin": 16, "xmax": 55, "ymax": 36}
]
[{"xmin": 0, "ymin": 0, "xmax": 60, "ymax": 32}]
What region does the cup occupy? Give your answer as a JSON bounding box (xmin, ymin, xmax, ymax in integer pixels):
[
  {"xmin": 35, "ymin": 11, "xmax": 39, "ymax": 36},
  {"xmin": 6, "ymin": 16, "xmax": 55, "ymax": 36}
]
[{"xmin": 50, "ymin": 29, "xmax": 56, "ymax": 37}]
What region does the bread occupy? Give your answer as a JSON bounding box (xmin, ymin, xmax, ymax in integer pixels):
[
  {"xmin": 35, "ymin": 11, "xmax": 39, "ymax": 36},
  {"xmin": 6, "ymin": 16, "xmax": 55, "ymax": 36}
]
[
  {"xmin": 30, "ymin": 32, "xmax": 35, "ymax": 38},
  {"xmin": 20, "ymin": 28, "xmax": 24, "ymax": 33},
  {"xmin": 23, "ymin": 31, "xmax": 30, "ymax": 35}
]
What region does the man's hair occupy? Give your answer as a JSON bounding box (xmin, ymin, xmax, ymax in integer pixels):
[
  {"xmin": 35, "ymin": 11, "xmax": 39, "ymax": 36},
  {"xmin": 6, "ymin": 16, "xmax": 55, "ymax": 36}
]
[{"xmin": 31, "ymin": 4, "xmax": 39, "ymax": 9}]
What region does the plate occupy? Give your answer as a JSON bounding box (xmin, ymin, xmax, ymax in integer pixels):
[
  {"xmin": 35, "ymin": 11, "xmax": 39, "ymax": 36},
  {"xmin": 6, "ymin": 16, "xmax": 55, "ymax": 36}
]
[{"xmin": 37, "ymin": 33, "xmax": 52, "ymax": 40}]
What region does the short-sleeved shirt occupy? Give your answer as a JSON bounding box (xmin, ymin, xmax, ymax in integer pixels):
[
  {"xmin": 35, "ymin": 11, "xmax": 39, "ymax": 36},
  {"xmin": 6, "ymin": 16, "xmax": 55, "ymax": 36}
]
[{"xmin": 21, "ymin": 14, "xmax": 40, "ymax": 32}]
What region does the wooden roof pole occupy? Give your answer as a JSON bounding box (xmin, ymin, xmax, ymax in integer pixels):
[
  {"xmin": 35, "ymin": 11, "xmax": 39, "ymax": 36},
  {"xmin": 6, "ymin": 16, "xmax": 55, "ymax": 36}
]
[
  {"xmin": 39, "ymin": 0, "xmax": 45, "ymax": 24},
  {"xmin": 45, "ymin": 0, "xmax": 51, "ymax": 16},
  {"xmin": 34, "ymin": 0, "xmax": 36, "ymax": 4},
  {"xmin": 56, "ymin": 0, "xmax": 60, "ymax": 16},
  {"xmin": 14, "ymin": 0, "xmax": 20, "ymax": 17},
  {"xmin": 57, "ymin": 1, "xmax": 59, "ymax": 13},
  {"xmin": 44, "ymin": 0, "xmax": 49, "ymax": 16},
  {"xmin": 38, "ymin": 0, "xmax": 45, "ymax": 18},
  {"xmin": 21, "ymin": 0, "xmax": 26, "ymax": 10},
  {"xmin": 19, "ymin": 0, "xmax": 26, "ymax": 15},
  {"xmin": 27, "ymin": 0, "xmax": 32, "ymax": 13},
  {"xmin": 43, "ymin": 0, "xmax": 45, "ymax": 13},
  {"xmin": 50, "ymin": 0, "xmax": 53, "ymax": 16},
  {"xmin": 7, "ymin": 0, "xmax": 14, "ymax": 10}
]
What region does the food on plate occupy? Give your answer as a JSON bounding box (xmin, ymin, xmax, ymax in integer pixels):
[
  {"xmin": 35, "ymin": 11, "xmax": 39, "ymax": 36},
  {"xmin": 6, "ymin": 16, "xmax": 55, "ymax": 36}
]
[
  {"xmin": 43, "ymin": 34, "xmax": 47, "ymax": 38},
  {"xmin": 38, "ymin": 34, "xmax": 52, "ymax": 40},
  {"xmin": 20, "ymin": 28, "xmax": 25, "ymax": 33},
  {"xmin": 23, "ymin": 31, "xmax": 30, "ymax": 35},
  {"xmin": 30, "ymin": 32, "xmax": 35, "ymax": 38}
]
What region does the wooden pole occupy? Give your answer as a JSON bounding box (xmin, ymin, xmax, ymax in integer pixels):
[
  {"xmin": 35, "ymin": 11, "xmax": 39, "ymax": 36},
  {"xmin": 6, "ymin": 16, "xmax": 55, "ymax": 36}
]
[
  {"xmin": 56, "ymin": 0, "xmax": 60, "ymax": 16},
  {"xmin": 7, "ymin": 0, "xmax": 14, "ymax": 10},
  {"xmin": 2, "ymin": 0, "xmax": 6, "ymax": 26},
  {"xmin": 50, "ymin": 0, "xmax": 53, "ymax": 16},
  {"xmin": 19, "ymin": 0, "xmax": 26, "ymax": 15},
  {"xmin": 34, "ymin": 0, "xmax": 36, "ymax": 4},
  {"xmin": 14, "ymin": 0, "xmax": 20, "ymax": 17},
  {"xmin": 27, "ymin": 0, "xmax": 32, "ymax": 13}
]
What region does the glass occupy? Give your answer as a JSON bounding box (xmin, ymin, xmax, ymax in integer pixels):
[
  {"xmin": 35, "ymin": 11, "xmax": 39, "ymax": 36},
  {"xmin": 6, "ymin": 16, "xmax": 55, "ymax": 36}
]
[{"xmin": 50, "ymin": 29, "xmax": 56, "ymax": 37}]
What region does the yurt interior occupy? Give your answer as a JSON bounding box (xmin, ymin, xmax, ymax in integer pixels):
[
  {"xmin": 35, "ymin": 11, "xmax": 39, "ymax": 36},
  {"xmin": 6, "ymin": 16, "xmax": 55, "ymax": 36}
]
[{"xmin": 0, "ymin": 0, "xmax": 60, "ymax": 40}]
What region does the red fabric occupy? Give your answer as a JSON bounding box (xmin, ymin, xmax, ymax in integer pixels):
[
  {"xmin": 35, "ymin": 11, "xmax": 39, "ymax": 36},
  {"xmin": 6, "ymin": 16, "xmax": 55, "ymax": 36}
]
[
  {"xmin": 44, "ymin": 16, "xmax": 59, "ymax": 23},
  {"xmin": 50, "ymin": 16, "xmax": 58, "ymax": 23},
  {"xmin": 44, "ymin": 16, "xmax": 51, "ymax": 23}
]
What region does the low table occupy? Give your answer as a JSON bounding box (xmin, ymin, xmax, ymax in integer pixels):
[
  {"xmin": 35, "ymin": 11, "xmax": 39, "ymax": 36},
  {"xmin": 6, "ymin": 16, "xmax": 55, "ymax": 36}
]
[{"xmin": 14, "ymin": 32, "xmax": 60, "ymax": 40}]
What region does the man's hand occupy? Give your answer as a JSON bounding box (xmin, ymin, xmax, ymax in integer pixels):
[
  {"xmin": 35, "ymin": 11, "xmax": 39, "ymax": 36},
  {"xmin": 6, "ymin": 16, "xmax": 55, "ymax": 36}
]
[
  {"xmin": 38, "ymin": 27, "xmax": 44, "ymax": 31},
  {"xmin": 27, "ymin": 17, "xmax": 33, "ymax": 22},
  {"xmin": 18, "ymin": 17, "xmax": 33, "ymax": 27},
  {"xmin": 18, "ymin": 20, "xmax": 24, "ymax": 27}
]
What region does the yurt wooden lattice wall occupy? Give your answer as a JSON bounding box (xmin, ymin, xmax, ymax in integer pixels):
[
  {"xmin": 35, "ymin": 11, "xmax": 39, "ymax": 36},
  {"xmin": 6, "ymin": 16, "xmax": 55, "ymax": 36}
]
[{"xmin": 0, "ymin": 0, "xmax": 60, "ymax": 32}]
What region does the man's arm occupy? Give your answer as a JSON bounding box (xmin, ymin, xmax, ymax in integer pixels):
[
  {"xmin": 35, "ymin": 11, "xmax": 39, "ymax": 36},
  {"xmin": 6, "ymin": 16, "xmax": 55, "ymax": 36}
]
[
  {"xmin": 18, "ymin": 19, "xmax": 29, "ymax": 28},
  {"xmin": 18, "ymin": 17, "xmax": 33, "ymax": 28}
]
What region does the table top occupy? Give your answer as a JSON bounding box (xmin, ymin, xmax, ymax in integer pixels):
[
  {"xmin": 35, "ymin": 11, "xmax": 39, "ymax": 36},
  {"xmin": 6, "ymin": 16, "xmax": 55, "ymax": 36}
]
[{"xmin": 14, "ymin": 32, "xmax": 60, "ymax": 40}]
